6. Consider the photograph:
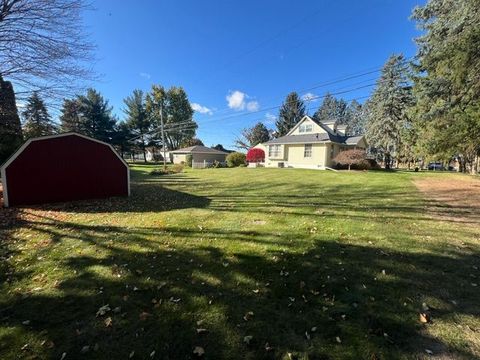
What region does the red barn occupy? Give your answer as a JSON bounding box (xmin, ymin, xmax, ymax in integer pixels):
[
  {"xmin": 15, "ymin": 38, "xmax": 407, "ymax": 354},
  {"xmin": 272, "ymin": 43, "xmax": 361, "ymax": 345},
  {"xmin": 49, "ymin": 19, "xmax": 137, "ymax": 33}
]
[{"xmin": 0, "ymin": 133, "xmax": 130, "ymax": 207}]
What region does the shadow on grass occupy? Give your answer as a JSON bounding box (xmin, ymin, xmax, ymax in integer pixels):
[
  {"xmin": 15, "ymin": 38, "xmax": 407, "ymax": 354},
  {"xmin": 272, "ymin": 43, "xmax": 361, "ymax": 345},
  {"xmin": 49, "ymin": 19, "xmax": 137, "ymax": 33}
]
[{"xmin": 1, "ymin": 214, "xmax": 479, "ymax": 359}]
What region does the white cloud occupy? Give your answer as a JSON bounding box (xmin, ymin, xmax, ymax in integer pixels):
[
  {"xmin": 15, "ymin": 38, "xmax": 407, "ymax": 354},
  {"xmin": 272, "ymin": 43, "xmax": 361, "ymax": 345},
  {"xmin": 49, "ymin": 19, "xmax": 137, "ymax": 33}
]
[
  {"xmin": 226, "ymin": 90, "xmax": 246, "ymax": 110},
  {"xmin": 226, "ymin": 90, "xmax": 259, "ymax": 112},
  {"xmin": 246, "ymin": 100, "xmax": 259, "ymax": 112},
  {"xmin": 302, "ymin": 92, "xmax": 318, "ymax": 102},
  {"xmin": 264, "ymin": 112, "xmax": 276, "ymax": 125},
  {"xmin": 191, "ymin": 102, "xmax": 213, "ymax": 115},
  {"xmin": 139, "ymin": 72, "xmax": 151, "ymax": 79}
]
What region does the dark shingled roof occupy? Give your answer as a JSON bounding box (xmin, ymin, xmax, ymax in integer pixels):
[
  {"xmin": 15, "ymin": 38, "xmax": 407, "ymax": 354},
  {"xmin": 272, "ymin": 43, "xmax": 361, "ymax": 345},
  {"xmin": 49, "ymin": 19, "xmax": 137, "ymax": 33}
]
[
  {"xmin": 264, "ymin": 133, "xmax": 363, "ymax": 146},
  {"xmin": 263, "ymin": 116, "xmax": 365, "ymax": 146},
  {"xmin": 170, "ymin": 145, "xmax": 228, "ymax": 154}
]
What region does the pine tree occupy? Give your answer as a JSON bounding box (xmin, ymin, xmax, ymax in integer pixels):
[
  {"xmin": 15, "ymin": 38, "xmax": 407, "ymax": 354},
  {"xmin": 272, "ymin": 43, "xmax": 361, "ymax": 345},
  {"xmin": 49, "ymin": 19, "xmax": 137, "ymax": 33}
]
[
  {"xmin": 22, "ymin": 92, "xmax": 56, "ymax": 139},
  {"xmin": 60, "ymin": 98, "xmax": 83, "ymax": 133},
  {"xmin": 313, "ymin": 93, "xmax": 347, "ymax": 124},
  {"xmin": 344, "ymin": 100, "xmax": 366, "ymax": 136},
  {"xmin": 235, "ymin": 122, "xmax": 270, "ymax": 150},
  {"xmin": 111, "ymin": 121, "xmax": 133, "ymax": 158},
  {"xmin": 275, "ymin": 92, "xmax": 305, "ymax": 137},
  {"xmin": 411, "ymin": 0, "xmax": 480, "ymax": 173},
  {"xmin": 77, "ymin": 88, "xmax": 116, "ymax": 142},
  {"xmin": 0, "ymin": 75, "xmax": 23, "ymax": 163},
  {"xmin": 365, "ymin": 54, "xmax": 414, "ymax": 169},
  {"xmin": 146, "ymin": 85, "xmax": 197, "ymax": 150},
  {"xmin": 124, "ymin": 90, "xmax": 150, "ymax": 162}
]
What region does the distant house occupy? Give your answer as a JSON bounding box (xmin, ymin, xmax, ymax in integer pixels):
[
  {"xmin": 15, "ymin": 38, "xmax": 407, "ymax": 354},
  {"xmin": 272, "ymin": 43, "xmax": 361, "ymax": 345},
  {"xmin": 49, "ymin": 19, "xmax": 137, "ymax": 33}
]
[
  {"xmin": 255, "ymin": 116, "xmax": 366, "ymax": 169},
  {"xmin": 170, "ymin": 145, "xmax": 228, "ymax": 168},
  {"xmin": 127, "ymin": 146, "xmax": 172, "ymax": 163}
]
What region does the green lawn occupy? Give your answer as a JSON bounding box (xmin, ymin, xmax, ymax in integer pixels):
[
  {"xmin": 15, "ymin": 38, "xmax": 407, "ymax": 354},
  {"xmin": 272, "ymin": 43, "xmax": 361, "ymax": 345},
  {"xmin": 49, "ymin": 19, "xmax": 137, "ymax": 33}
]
[{"xmin": 1, "ymin": 166, "xmax": 479, "ymax": 359}]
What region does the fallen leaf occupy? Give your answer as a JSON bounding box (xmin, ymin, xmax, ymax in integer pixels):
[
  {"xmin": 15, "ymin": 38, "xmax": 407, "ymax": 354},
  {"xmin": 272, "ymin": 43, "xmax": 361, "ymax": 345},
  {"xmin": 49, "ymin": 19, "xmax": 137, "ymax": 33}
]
[
  {"xmin": 264, "ymin": 342, "xmax": 274, "ymax": 351},
  {"xmin": 96, "ymin": 304, "xmax": 111, "ymax": 317},
  {"xmin": 129, "ymin": 350, "xmax": 135, "ymax": 358},
  {"xmin": 139, "ymin": 312, "xmax": 152, "ymax": 321},
  {"xmin": 419, "ymin": 312, "xmax": 431, "ymax": 323},
  {"xmin": 104, "ymin": 317, "xmax": 113, "ymax": 327},
  {"xmin": 193, "ymin": 346, "xmax": 205, "ymax": 356},
  {"xmin": 196, "ymin": 328, "xmax": 208, "ymax": 334},
  {"xmin": 243, "ymin": 311, "xmax": 254, "ymax": 321},
  {"xmin": 243, "ymin": 335, "xmax": 253, "ymax": 345},
  {"xmin": 60, "ymin": 353, "xmax": 67, "ymax": 360},
  {"xmin": 150, "ymin": 350, "xmax": 155, "ymax": 358},
  {"xmin": 81, "ymin": 345, "xmax": 90, "ymax": 354},
  {"xmin": 336, "ymin": 336, "xmax": 342, "ymax": 343}
]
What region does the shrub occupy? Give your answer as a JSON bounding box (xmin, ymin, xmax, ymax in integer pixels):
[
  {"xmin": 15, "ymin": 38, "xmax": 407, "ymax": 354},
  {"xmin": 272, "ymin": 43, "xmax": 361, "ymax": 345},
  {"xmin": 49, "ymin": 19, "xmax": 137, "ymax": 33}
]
[
  {"xmin": 185, "ymin": 154, "xmax": 193, "ymax": 168},
  {"xmin": 172, "ymin": 163, "xmax": 185, "ymax": 173},
  {"xmin": 333, "ymin": 149, "xmax": 367, "ymax": 170},
  {"xmin": 150, "ymin": 163, "xmax": 184, "ymax": 176},
  {"xmin": 226, "ymin": 152, "xmax": 246, "ymax": 167},
  {"xmin": 246, "ymin": 148, "xmax": 265, "ymax": 163}
]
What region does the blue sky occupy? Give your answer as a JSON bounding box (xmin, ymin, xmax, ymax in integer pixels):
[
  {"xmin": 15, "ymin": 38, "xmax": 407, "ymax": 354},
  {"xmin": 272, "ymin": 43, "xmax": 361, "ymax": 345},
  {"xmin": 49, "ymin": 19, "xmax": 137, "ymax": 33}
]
[{"xmin": 83, "ymin": 0, "xmax": 423, "ymax": 148}]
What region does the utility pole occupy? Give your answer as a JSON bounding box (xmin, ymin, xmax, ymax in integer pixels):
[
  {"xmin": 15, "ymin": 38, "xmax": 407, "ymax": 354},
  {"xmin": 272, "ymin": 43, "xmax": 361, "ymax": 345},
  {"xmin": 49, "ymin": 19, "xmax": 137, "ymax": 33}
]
[{"xmin": 160, "ymin": 102, "xmax": 167, "ymax": 171}]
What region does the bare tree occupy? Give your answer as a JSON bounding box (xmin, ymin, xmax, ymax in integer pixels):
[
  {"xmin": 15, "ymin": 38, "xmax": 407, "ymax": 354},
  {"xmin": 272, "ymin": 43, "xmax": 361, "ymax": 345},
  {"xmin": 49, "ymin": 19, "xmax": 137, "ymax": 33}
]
[{"xmin": 0, "ymin": 0, "xmax": 95, "ymax": 102}]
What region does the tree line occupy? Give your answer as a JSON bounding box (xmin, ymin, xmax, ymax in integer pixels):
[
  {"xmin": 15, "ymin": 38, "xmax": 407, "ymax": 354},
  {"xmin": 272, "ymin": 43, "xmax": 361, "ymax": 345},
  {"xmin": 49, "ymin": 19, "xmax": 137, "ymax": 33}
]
[
  {"xmin": 237, "ymin": 0, "xmax": 479, "ymax": 173},
  {"xmin": 2, "ymin": 85, "xmax": 198, "ymax": 163}
]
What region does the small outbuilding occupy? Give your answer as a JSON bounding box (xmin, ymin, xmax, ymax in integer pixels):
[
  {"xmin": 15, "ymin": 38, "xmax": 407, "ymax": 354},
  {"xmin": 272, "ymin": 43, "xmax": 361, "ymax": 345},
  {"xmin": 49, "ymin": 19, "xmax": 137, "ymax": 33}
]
[
  {"xmin": 0, "ymin": 133, "xmax": 130, "ymax": 207},
  {"xmin": 171, "ymin": 145, "xmax": 228, "ymax": 169}
]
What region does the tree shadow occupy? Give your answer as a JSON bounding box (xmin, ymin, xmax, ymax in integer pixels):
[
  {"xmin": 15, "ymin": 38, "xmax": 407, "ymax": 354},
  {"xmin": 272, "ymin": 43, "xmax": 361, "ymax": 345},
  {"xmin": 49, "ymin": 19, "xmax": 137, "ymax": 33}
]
[{"xmin": 1, "ymin": 214, "xmax": 479, "ymax": 359}]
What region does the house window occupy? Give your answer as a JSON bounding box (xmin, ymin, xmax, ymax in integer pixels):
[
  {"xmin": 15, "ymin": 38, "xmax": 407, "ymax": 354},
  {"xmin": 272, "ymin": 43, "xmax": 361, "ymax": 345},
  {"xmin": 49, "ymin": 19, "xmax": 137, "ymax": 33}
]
[
  {"xmin": 304, "ymin": 144, "xmax": 312, "ymax": 158},
  {"xmin": 268, "ymin": 144, "xmax": 281, "ymax": 158},
  {"xmin": 299, "ymin": 124, "xmax": 313, "ymax": 133}
]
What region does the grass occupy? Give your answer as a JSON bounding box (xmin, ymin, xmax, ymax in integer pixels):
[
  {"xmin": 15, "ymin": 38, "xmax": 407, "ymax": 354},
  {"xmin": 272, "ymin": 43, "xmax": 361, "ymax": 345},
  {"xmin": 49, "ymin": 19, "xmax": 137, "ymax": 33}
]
[{"xmin": 1, "ymin": 165, "xmax": 479, "ymax": 359}]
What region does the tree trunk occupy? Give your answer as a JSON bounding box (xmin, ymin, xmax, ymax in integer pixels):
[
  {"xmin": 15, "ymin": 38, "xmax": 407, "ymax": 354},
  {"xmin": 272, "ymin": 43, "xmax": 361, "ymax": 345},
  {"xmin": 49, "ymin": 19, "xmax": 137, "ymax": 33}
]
[{"xmin": 348, "ymin": 164, "xmax": 351, "ymax": 171}]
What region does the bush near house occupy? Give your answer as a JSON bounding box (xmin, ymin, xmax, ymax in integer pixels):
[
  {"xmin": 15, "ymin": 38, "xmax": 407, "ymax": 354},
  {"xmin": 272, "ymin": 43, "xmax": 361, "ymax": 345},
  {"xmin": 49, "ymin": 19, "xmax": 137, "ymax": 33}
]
[
  {"xmin": 226, "ymin": 152, "xmax": 246, "ymax": 167},
  {"xmin": 246, "ymin": 148, "xmax": 265, "ymax": 163},
  {"xmin": 334, "ymin": 149, "xmax": 369, "ymax": 170}
]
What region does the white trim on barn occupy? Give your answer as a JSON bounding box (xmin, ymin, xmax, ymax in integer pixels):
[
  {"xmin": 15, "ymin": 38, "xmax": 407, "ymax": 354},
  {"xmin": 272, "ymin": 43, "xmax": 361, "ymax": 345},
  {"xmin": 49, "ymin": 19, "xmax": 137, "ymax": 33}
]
[{"xmin": 0, "ymin": 132, "xmax": 131, "ymax": 207}]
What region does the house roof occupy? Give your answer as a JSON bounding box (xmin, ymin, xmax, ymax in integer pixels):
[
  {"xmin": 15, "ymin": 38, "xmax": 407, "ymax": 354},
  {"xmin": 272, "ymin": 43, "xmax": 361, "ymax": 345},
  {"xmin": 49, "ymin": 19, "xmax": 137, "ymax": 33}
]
[
  {"xmin": 170, "ymin": 145, "xmax": 228, "ymax": 154},
  {"xmin": 264, "ymin": 132, "xmax": 364, "ymax": 146}
]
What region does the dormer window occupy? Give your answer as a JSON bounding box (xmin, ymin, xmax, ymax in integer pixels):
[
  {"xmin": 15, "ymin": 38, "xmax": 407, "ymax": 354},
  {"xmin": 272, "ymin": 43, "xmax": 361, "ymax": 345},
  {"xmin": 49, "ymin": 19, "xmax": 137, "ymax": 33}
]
[{"xmin": 299, "ymin": 124, "xmax": 313, "ymax": 133}]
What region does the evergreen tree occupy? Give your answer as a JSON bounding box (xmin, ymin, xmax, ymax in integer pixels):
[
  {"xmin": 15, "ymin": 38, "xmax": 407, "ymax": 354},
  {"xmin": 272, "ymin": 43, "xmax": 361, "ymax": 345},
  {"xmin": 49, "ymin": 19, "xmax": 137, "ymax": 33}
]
[
  {"xmin": 313, "ymin": 93, "xmax": 347, "ymax": 124},
  {"xmin": 365, "ymin": 54, "xmax": 414, "ymax": 169},
  {"xmin": 235, "ymin": 122, "xmax": 270, "ymax": 150},
  {"xmin": 0, "ymin": 75, "xmax": 23, "ymax": 163},
  {"xmin": 123, "ymin": 89, "xmax": 150, "ymax": 162},
  {"xmin": 60, "ymin": 98, "xmax": 83, "ymax": 133},
  {"xmin": 181, "ymin": 138, "xmax": 204, "ymax": 147},
  {"xmin": 344, "ymin": 100, "xmax": 367, "ymax": 136},
  {"xmin": 111, "ymin": 121, "xmax": 133, "ymax": 158},
  {"xmin": 22, "ymin": 92, "xmax": 56, "ymax": 139},
  {"xmin": 77, "ymin": 88, "xmax": 116, "ymax": 142},
  {"xmin": 275, "ymin": 92, "xmax": 306, "ymax": 137},
  {"xmin": 146, "ymin": 85, "xmax": 197, "ymax": 150},
  {"xmin": 165, "ymin": 87, "xmax": 196, "ymax": 150},
  {"xmin": 411, "ymin": 0, "xmax": 480, "ymax": 173}
]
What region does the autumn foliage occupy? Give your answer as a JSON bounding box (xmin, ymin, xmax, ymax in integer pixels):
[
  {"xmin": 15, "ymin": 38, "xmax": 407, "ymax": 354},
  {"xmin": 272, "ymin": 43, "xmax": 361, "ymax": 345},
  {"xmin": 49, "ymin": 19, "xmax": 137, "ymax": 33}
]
[
  {"xmin": 333, "ymin": 149, "xmax": 367, "ymax": 170},
  {"xmin": 246, "ymin": 148, "xmax": 265, "ymax": 163}
]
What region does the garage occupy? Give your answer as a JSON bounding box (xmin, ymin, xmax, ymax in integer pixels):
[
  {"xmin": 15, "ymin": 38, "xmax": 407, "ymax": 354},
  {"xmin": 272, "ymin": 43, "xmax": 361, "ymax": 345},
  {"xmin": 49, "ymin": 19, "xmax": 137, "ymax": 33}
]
[
  {"xmin": 0, "ymin": 133, "xmax": 130, "ymax": 207},
  {"xmin": 170, "ymin": 145, "xmax": 228, "ymax": 169}
]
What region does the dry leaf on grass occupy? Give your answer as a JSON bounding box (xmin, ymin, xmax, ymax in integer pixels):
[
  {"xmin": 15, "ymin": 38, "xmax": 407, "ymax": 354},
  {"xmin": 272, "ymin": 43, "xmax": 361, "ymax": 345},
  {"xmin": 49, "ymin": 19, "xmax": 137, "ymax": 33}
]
[
  {"xmin": 193, "ymin": 346, "xmax": 205, "ymax": 356},
  {"xmin": 96, "ymin": 304, "xmax": 111, "ymax": 317},
  {"xmin": 104, "ymin": 317, "xmax": 113, "ymax": 327}
]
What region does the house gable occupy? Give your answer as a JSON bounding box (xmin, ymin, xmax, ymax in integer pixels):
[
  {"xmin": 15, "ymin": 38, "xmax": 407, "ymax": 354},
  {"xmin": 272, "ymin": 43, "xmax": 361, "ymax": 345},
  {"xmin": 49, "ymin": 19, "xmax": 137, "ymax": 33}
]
[{"xmin": 287, "ymin": 116, "xmax": 328, "ymax": 136}]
